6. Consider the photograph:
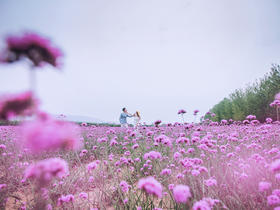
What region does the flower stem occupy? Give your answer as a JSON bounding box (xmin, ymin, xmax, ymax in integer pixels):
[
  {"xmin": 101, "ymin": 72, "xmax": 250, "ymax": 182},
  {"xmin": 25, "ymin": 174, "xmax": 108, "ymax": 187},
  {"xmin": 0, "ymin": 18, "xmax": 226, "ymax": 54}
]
[{"xmin": 30, "ymin": 68, "xmax": 36, "ymax": 94}]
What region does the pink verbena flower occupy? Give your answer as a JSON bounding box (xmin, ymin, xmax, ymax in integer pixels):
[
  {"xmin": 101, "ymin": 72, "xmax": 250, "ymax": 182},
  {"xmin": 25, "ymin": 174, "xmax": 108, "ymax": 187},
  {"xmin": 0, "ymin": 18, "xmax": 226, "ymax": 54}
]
[
  {"xmin": 202, "ymin": 197, "xmax": 220, "ymax": 208},
  {"xmin": 81, "ymin": 122, "xmax": 87, "ymax": 127},
  {"xmin": 193, "ymin": 110, "xmax": 199, "ymax": 116},
  {"xmin": 21, "ymin": 116, "xmax": 81, "ymax": 154},
  {"xmin": 97, "ymin": 137, "xmax": 108, "ymax": 143},
  {"xmin": 160, "ymin": 168, "xmax": 171, "ymax": 176},
  {"xmin": 178, "ymin": 109, "xmax": 186, "ymax": 115},
  {"xmin": 168, "ymin": 184, "xmax": 174, "ymax": 190},
  {"xmin": 204, "ymin": 177, "xmax": 217, "ymax": 187},
  {"xmin": 80, "ymin": 149, "xmax": 88, "ymax": 157},
  {"xmin": 192, "ymin": 200, "xmax": 211, "ymax": 210},
  {"xmin": 0, "ymin": 184, "xmax": 7, "ymax": 190},
  {"xmin": 259, "ymin": 181, "xmax": 272, "ymax": 192},
  {"xmin": 187, "ymin": 148, "xmax": 195, "ymax": 153},
  {"xmin": 24, "ymin": 158, "xmax": 68, "ymax": 187},
  {"xmin": 276, "ymin": 174, "xmax": 280, "ymax": 180},
  {"xmin": 132, "ymin": 144, "xmax": 139, "ymax": 149},
  {"xmin": 273, "ymin": 189, "xmax": 280, "ymax": 197},
  {"xmin": 0, "ymin": 91, "xmax": 38, "ymax": 120},
  {"xmin": 88, "ymin": 176, "xmax": 94, "ymax": 183},
  {"xmin": 266, "ymin": 118, "xmax": 273, "ymax": 123},
  {"xmin": 4, "ymin": 32, "xmax": 63, "ymax": 67},
  {"xmin": 154, "ymin": 120, "xmax": 162, "ymax": 127},
  {"xmin": 143, "ymin": 151, "xmax": 162, "ymax": 160},
  {"xmin": 199, "ymin": 166, "xmax": 208, "ymax": 173},
  {"xmin": 270, "ymin": 100, "xmax": 280, "ymax": 107},
  {"xmin": 271, "ymin": 159, "xmax": 280, "ymax": 172},
  {"xmin": 79, "ymin": 192, "xmax": 88, "ymax": 200},
  {"xmin": 176, "ymin": 137, "xmax": 189, "ymax": 144},
  {"xmin": 110, "ymin": 139, "xmax": 118, "ymax": 146},
  {"xmin": 173, "ymin": 185, "xmax": 191, "ymax": 203},
  {"xmin": 46, "ymin": 204, "xmax": 52, "ymax": 210},
  {"xmin": 57, "ymin": 194, "xmax": 74, "ymax": 206},
  {"xmin": 176, "ymin": 173, "xmax": 184, "ymax": 179},
  {"xmin": 246, "ymin": 115, "xmax": 256, "ymax": 120},
  {"xmin": 267, "ymin": 194, "xmax": 280, "ymax": 206},
  {"xmin": 87, "ymin": 161, "xmax": 98, "ymax": 172},
  {"xmin": 120, "ymin": 180, "xmax": 130, "ymax": 193},
  {"xmin": 251, "ymin": 120, "xmax": 260, "ymax": 125},
  {"xmin": 138, "ymin": 176, "xmax": 162, "ymax": 198},
  {"xmin": 0, "ymin": 144, "xmax": 6, "ymax": 150},
  {"xmin": 174, "ymin": 152, "xmax": 182, "ymax": 160},
  {"xmin": 191, "ymin": 169, "xmax": 200, "ymax": 176}
]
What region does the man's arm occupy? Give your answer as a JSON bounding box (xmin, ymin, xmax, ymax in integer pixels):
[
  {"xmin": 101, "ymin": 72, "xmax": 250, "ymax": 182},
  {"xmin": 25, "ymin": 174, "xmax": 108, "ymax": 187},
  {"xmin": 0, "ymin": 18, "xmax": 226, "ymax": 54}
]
[{"xmin": 126, "ymin": 113, "xmax": 133, "ymax": 117}]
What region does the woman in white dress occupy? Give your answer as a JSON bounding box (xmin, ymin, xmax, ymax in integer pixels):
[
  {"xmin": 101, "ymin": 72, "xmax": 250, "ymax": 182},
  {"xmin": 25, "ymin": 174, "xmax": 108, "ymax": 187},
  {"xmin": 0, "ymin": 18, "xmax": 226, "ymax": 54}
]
[{"xmin": 133, "ymin": 111, "xmax": 141, "ymax": 127}]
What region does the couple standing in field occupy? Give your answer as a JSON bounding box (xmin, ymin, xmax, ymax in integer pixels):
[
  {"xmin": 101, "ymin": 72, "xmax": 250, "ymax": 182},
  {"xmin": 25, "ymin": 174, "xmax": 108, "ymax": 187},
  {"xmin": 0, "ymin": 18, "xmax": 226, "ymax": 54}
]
[{"xmin": 119, "ymin": 107, "xmax": 141, "ymax": 127}]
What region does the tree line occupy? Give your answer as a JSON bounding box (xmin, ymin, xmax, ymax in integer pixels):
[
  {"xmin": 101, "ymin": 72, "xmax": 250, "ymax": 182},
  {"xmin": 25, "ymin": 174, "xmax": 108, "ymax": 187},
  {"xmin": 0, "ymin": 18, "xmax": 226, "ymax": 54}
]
[{"xmin": 207, "ymin": 64, "xmax": 280, "ymax": 122}]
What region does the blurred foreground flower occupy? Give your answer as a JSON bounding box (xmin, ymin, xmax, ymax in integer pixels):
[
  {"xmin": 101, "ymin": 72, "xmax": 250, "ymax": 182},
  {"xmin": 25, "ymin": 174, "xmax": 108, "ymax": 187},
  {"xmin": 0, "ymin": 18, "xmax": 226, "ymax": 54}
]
[
  {"xmin": 2, "ymin": 32, "xmax": 62, "ymax": 67},
  {"xmin": 1, "ymin": 32, "xmax": 63, "ymax": 92},
  {"xmin": 24, "ymin": 158, "xmax": 68, "ymax": 187},
  {"xmin": 0, "ymin": 91, "xmax": 38, "ymax": 120},
  {"xmin": 21, "ymin": 114, "xmax": 81, "ymax": 154}
]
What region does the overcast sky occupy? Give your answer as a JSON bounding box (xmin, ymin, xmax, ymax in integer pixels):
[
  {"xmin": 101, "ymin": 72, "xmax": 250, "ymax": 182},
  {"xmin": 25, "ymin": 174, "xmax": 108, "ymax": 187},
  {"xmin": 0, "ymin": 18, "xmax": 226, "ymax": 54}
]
[{"xmin": 0, "ymin": 0, "xmax": 280, "ymax": 123}]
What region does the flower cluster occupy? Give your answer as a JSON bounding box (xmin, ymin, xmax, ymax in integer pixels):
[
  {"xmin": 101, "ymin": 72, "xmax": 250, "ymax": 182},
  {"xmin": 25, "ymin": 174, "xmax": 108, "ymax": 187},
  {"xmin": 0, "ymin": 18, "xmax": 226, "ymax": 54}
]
[
  {"xmin": 154, "ymin": 120, "xmax": 162, "ymax": 126},
  {"xmin": 0, "ymin": 91, "xmax": 38, "ymax": 120},
  {"xmin": 3, "ymin": 32, "xmax": 63, "ymax": 67},
  {"xmin": 21, "ymin": 115, "xmax": 81, "ymax": 154},
  {"xmin": 24, "ymin": 158, "xmax": 68, "ymax": 187},
  {"xmin": 138, "ymin": 176, "xmax": 162, "ymax": 198},
  {"xmin": 178, "ymin": 109, "xmax": 186, "ymax": 115},
  {"xmin": 172, "ymin": 185, "xmax": 191, "ymax": 203}
]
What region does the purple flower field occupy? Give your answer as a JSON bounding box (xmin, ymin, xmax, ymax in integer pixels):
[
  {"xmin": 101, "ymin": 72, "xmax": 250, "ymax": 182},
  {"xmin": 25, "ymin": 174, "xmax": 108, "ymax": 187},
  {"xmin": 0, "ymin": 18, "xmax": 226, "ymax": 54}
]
[{"xmin": 1, "ymin": 119, "xmax": 280, "ymax": 209}]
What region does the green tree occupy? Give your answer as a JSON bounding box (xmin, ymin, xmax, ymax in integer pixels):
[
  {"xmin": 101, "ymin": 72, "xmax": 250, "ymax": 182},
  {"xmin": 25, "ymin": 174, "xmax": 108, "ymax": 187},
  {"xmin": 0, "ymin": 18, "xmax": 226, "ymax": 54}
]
[{"xmin": 209, "ymin": 64, "xmax": 280, "ymax": 122}]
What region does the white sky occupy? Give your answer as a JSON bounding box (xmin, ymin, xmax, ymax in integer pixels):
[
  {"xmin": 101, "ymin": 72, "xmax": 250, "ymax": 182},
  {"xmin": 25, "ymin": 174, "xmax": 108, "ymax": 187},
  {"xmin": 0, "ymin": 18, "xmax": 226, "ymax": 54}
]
[{"xmin": 0, "ymin": 0, "xmax": 280, "ymax": 123}]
